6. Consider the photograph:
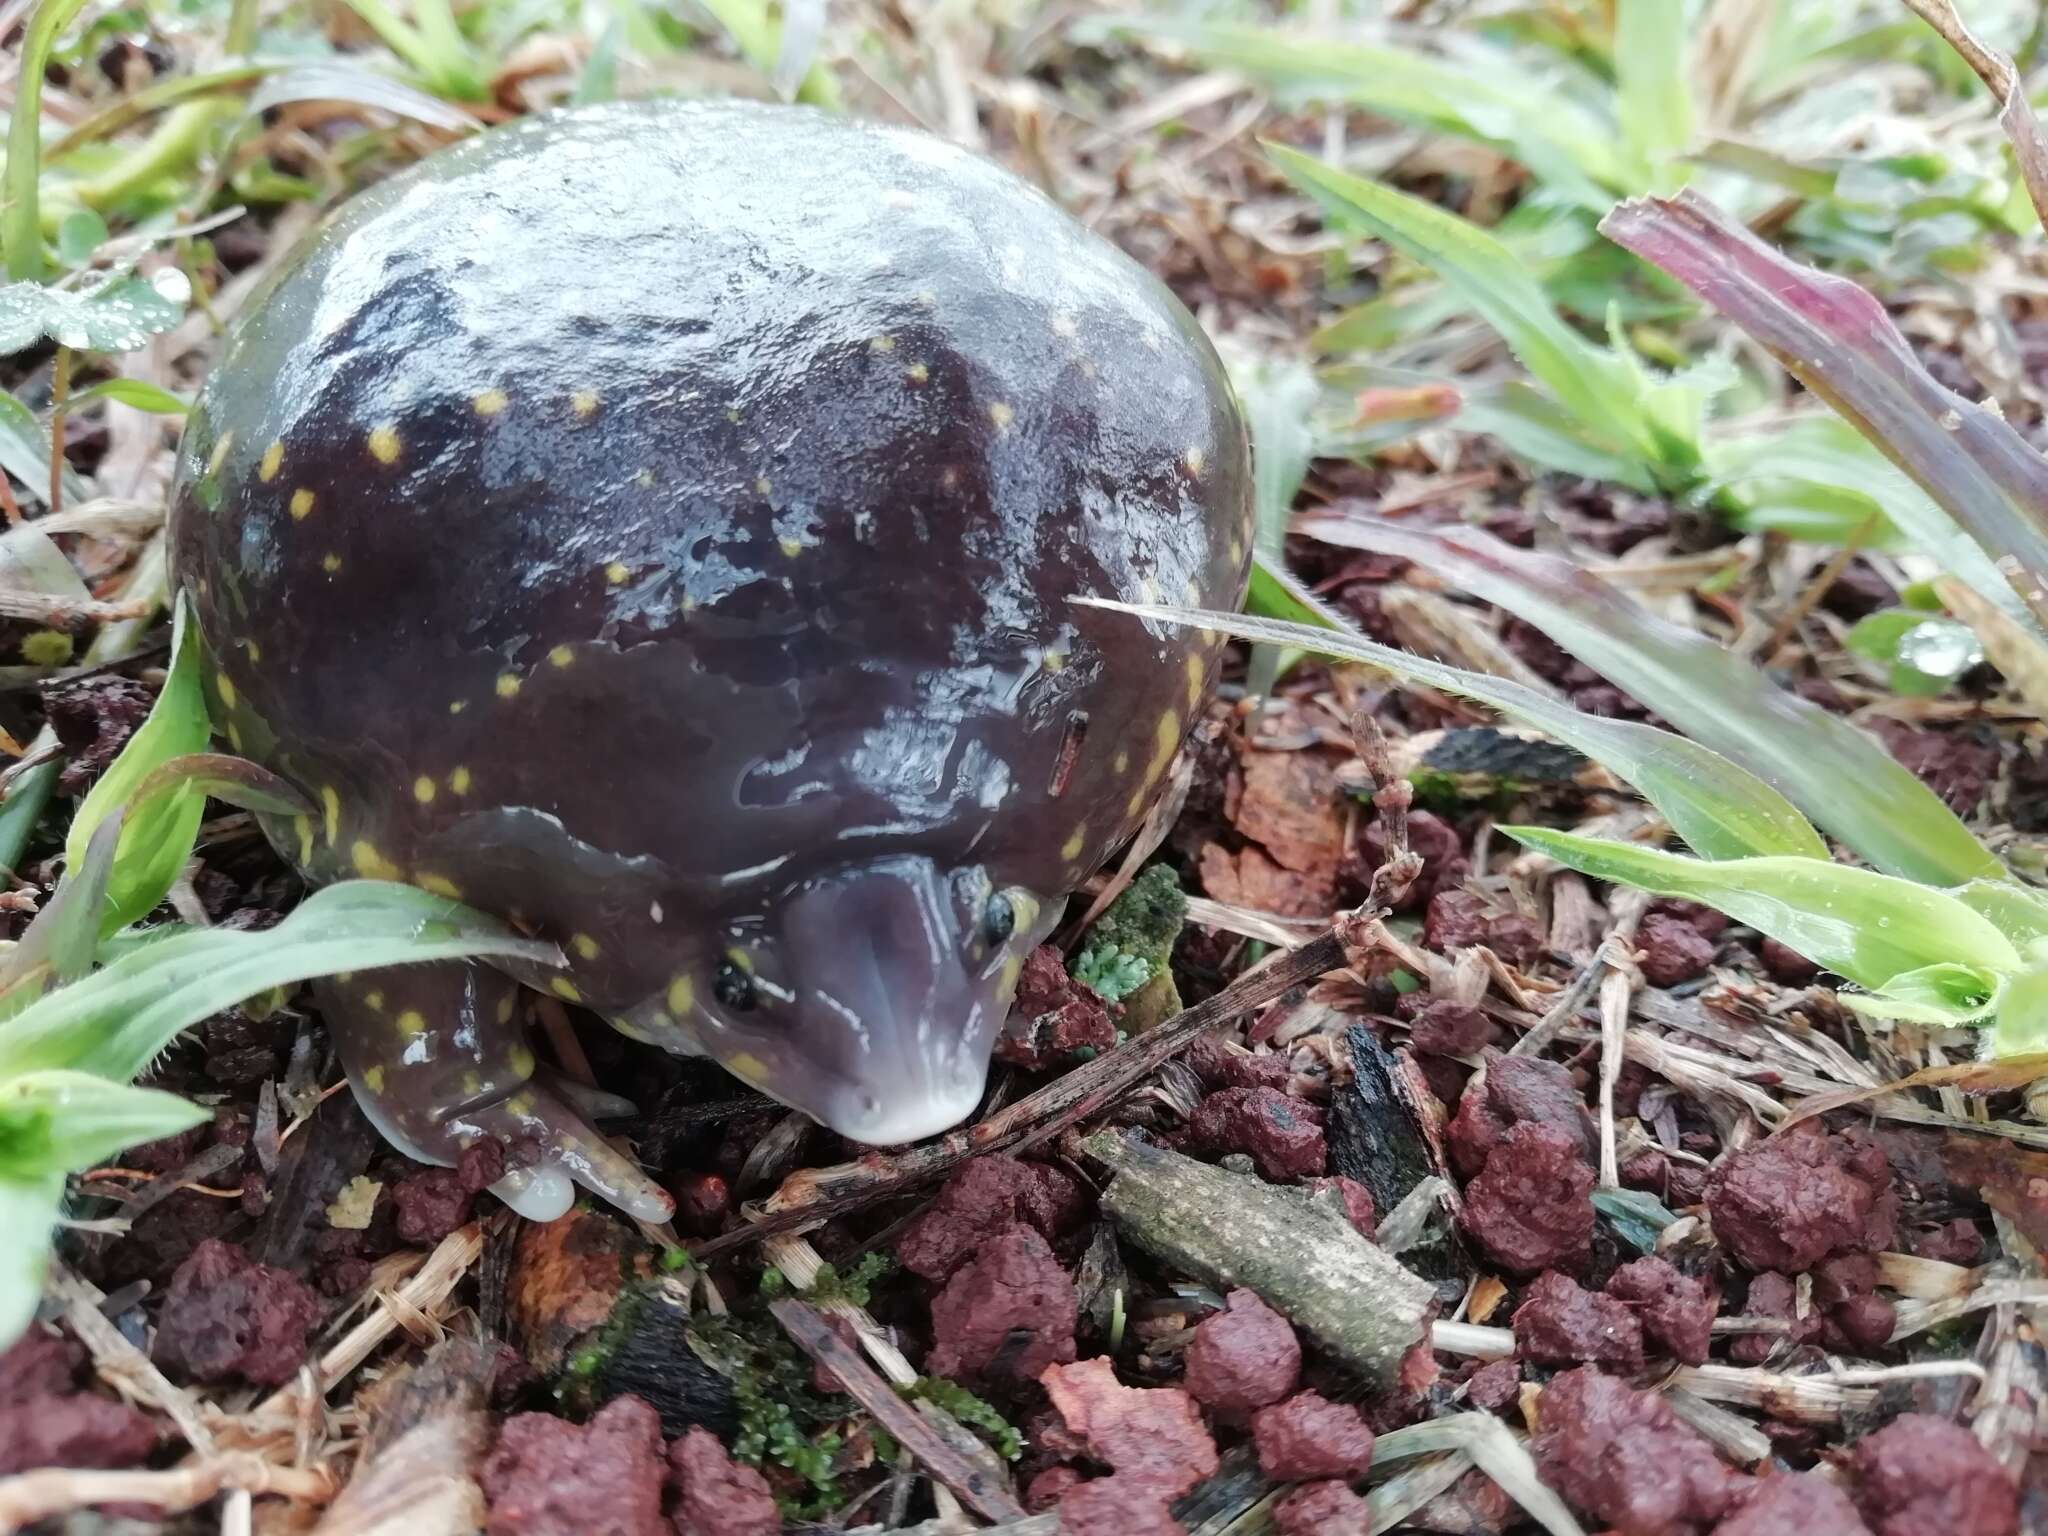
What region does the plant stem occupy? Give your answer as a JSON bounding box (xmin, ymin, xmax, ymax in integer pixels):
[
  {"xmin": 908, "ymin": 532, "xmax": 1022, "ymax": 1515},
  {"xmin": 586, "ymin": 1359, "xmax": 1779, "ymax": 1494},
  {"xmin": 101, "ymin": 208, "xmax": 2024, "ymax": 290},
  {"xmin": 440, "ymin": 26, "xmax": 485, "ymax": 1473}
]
[{"xmin": 46, "ymin": 346, "xmax": 70, "ymax": 516}]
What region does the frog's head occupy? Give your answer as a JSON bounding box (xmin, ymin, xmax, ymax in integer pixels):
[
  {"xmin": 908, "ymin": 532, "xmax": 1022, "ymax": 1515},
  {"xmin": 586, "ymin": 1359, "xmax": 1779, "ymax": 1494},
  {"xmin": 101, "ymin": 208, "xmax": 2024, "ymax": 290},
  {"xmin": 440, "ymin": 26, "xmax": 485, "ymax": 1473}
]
[{"xmin": 676, "ymin": 856, "xmax": 1059, "ymax": 1143}]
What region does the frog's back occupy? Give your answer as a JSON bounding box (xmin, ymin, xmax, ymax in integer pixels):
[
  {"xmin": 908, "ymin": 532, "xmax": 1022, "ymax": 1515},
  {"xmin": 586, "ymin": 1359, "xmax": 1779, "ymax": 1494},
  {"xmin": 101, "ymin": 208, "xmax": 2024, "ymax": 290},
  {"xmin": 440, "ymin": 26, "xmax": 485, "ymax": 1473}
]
[{"xmin": 171, "ymin": 98, "xmax": 1251, "ymax": 965}]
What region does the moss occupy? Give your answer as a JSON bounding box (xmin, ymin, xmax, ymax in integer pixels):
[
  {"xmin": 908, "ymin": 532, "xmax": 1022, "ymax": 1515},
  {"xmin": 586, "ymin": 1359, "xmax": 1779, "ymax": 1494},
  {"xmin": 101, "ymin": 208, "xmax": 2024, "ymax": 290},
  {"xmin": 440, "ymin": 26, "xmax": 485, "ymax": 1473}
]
[
  {"xmin": 1072, "ymin": 863, "xmax": 1187, "ymax": 1032},
  {"xmin": 903, "ymin": 1377, "xmax": 1024, "ymax": 1461}
]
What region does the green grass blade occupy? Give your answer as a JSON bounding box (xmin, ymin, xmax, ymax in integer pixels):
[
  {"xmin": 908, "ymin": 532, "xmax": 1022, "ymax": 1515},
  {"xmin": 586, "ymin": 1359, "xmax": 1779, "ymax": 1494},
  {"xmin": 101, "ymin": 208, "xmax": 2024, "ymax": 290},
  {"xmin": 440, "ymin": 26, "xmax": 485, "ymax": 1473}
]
[
  {"xmin": 1095, "ymin": 17, "xmax": 1630, "ymax": 205},
  {"xmin": 1269, "ymin": 145, "xmax": 1657, "ymax": 473},
  {"xmin": 1306, "ymin": 516, "xmax": 2001, "ymax": 886},
  {"xmin": 1614, "ymin": 0, "xmax": 1692, "ymax": 188},
  {"xmin": 1503, "ymin": 828, "xmax": 2018, "ymax": 992},
  {"xmin": 0, "ymin": 880, "xmax": 560, "ymax": 1081},
  {"xmin": 1081, "ymin": 596, "xmax": 1825, "ymax": 862},
  {"xmin": 0, "ymin": 1069, "xmax": 209, "ymax": 1173},
  {"xmin": 3, "ymin": 0, "xmax": 95, "ymax": 280},
  {"xmin": 0, "ymin": 1173, "xmax": 63, "ymax": 1347},
  {"xmin": 65, "ymin": 597, "xmax": 210, "ymax": 935}
]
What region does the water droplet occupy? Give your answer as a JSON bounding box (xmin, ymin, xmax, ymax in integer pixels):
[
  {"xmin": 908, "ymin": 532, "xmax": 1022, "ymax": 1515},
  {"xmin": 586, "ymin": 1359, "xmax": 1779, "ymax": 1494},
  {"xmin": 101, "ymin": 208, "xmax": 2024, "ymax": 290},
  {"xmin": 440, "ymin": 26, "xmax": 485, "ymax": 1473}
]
[
  {"xmin": 1898, "ymin": 619, "xmax": 1983, "ymax": 680},
  {"xmin": 151, "ymin": 268, "xmax": 192, "ymax": 303}
]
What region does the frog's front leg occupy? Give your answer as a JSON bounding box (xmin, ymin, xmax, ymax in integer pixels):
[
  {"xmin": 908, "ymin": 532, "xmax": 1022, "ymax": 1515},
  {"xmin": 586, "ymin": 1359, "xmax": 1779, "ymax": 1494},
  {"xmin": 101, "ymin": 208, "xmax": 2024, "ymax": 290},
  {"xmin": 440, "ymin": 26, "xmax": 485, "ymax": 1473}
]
[{"xmin": 317, "ymin": 961, "xmax": 674, "ymax": 1224}]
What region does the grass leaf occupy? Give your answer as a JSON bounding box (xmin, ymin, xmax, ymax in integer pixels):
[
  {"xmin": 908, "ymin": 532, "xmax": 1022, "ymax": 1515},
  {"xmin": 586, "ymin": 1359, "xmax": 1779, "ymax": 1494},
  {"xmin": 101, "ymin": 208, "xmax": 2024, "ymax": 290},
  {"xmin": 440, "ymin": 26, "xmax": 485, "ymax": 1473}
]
[
  {"xmin": 1373, "ymin": 1412, "xmax": 1587, "ymax": 1536},
  {"xmin": 0, "ymin": 274, "xmax": 187, "ymax": 356},
  {"xmin": 0, "ymin": 1069, "xmax": 209, "ymax": 1175},
  {"xmin": 1614, "ymin": 0, "xmax": 1692, "ymax": 187},
  {"xmin": 65, "ymin": 597, "xmax": 211, "ymax": 935},
  {"xmin": 1078, "ymin": 597, "xmax": 1825, "ymax": 862},
  {"xmin": 0, "ymin": 880, "xmax": 561, "ymax": 1082},
  {"xmin": 3, "ymin": 0, "xmax": 95, "ymax": 281},
  {"xmin": 1096, "ymin": 17, "xmax": 1629, "ymax": 207},
  {"xmin": 1601, "ymin": 190, "xmax": 2048, "ymax": 634},
  {"xmin": 0, "ymin": 1174, "xmax": 63, "ymax": 1347},
  {"xmin": 1269, "ymin": 145, "xmax": 1661, "ymax": 477},
  {"xmin": 1302, "ymin": 516, "xmax": 2001, "ymax": 886},
  {"xmin": 1501, "ymin": 827, "xmax": 2018, "ymax": 993}
]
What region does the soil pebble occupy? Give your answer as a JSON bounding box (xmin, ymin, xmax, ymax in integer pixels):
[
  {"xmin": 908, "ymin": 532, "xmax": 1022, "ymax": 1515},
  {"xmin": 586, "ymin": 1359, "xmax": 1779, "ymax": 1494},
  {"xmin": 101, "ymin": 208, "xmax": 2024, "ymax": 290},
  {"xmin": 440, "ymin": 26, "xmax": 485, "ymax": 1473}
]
[
  {"xmin": 152, "ymin": 1237, "xmax": 325, "ymax": 1387},
  {"xmin": 1512, "ymin": 1270, "xmax": 1645, "ymax": 1371},
  {"xmin": 670, "ymin": 1424, "xmax": 780, "ymax": 1536},
  {"xmin": 1448, "ymin": 1056, "xmax": 1597, "ymax": 1178},
  {"xmin": 480, "ymin": 1394, "xmax": 668, "ymax": 1536},
  {"xmin": 1607, "ymin": 1255, "xmax": 1715, "ymax": 1365},
  {"xmin": 1183, "ymin": 1288, "xmax": 1301, "ymax": 1418},
  {"xmin": 1706, "ymin": 1126, "xmax": 1896, "ymax": 1273},
  {"xmin": 1849, "ymin": 1413, "xmax": 2018, "ymax": 1536},
  {"xmin": 1189, "ymin": 1085, "xmax": 1327, "ymax": 1180},
  {"xmin": 1249, "ymin": 1390, "xmax": 1376, "ymax": 1482},
  {"xmin": 1533, "ymin": 1367, "xmax": 1745, "ymax": 1536},
  {"xmin": 1273, "ymin": 1479, "xmax": 1372, "ymax": 1536},
  {"xmin": 926, "ymin": 1223, "xmax": 1078, "ymax": 1384},
  {"xmin": 1462, "ymin": 1121, "xmax": 1597, "ymax": 1274}
]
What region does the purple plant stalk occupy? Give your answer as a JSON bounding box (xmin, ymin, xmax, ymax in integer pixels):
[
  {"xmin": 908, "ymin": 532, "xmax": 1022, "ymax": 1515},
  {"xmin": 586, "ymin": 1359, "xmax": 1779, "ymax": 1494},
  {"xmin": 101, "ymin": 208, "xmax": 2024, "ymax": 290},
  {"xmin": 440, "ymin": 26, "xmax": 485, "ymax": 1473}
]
[{"xmin": 1600, "ymin": 189, "xmax": 2048, "ymax": 633}]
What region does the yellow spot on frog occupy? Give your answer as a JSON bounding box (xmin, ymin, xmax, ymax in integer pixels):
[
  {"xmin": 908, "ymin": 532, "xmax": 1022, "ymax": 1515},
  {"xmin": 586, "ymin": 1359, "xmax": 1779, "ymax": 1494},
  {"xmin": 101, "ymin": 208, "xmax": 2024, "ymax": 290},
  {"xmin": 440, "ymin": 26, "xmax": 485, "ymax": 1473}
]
[
  {"xmin": 1138, "ymin": 575, "xmax": 1161, "ymax": 606},
  {"xmin": 205, "ymin": 432, "xmax": 235, "ymax": 477},
  {"xmin": 321, "ymin": 553, "xmax": 342, "ymax": 573},
  {"xmin": 778, "ymin": 536, "xmax": 804, "ymax": 558},
  {"xmin": 417, "ymin": 872, "xmax": 462, "ymax": 899},
  {"xmin": 321, "ymin": 786, "xmax": 340, "ymax": 845},
  {"xmin": 507, "ymin": 1091, "xmax": 537, "ymax": 1116},
  {"xmin": 726, "ymin": 947, "xmax": 755, "ymax": 974},
  {"xmin": 1184, "ymin": 446, "xmax": 1205, "ymax": 476},
  {"xmin": 550, "ymin": 977, "xmax": 582, "ymax": 1003},
  {"xmin": 243, "ymin": 640, "xmax": 261, "ymax": 663},
  {"xmin": 214, "ymin": 673, "xmax": 237, "ymax": 710},
  {"xmin": 472, "ymin": 388, "xmax": 508, "ymax": 417},
  {"xmin": 496, "ymin": 674, "xmax": 521, "ymax": 699},
  {"xmin": 755, "ymin": 476, "xmax": 773, "ymax": 497},
  {"xmin": 461, "ymin": 1071, "xmax": 483, "ymax": 1096},
  {"xmin": 988, "ymin": 401, "xmax": 1014, "ymax": 431},
  {"xmin": 606, "ymin": 562, "xmax": 630, "ymax": 584},
  {"xmin": 337, "ymin": 973, "xmax": 355, "ymax": 985},
  {"xmin": 999, "ymin": 953, "xmax": 1023, "ymax": 998},
  {"xmin": 1061, "ymin": 824, "xmax": 1087, "ymax": 862},
  {"xmin": 496, "ymin": 993, "xmax": 516, "ymax": 1026},
  {"xmin": 907, "ymin": 362, "xmax": 930, "ymax": 383},
  {"xmin": 571, "ymin": 933, "xmax": 601, "ymax": 960},
  {"xmin": 571, "ymin": 390, "xmax": 600, "ymax": 419},
  {"xmin": 227, "ymin": 722, "xmax": 244, "ymax": 753},
  {"xmin": 363, "ymin": 1065, "xmax": 386, "ymax": 1092},
  {"xmin": 258, "ymin": 441, "xmax": 283, "ymax": 482},
  {"xmin": 21, "ymin": 630, "xmax": 71, "ymax": 667},
  {"xmin": 508, "ymin": 1044, "xmax": 537, "ymax": 1079},
  {"xmin": 289, "ymin": 488, "xmax": 315, "ymax": 520},
  {"xmin": 295, "ymin": 815, "xmax": 313, "ymax": 864},
  {"xmin": 449, "ymin": 766, "xmax": 472, "ymax": 795},
  {"xmin": 726, "ymin": 1052, "xmax": 769, "ymax": 1086},
  {"xmin": 1052, "ymin": 313, "xmax": 1079, "ymax": 339},
  {"xmin": 367, "ymin": 425, "xmax": 401, "ymax": 464},
  {"xmin": 1228, "ymin": 535, "xmax": 1245, "ymax": 567},
  {"xmin": 364, "ymin": 989, "xmax": 385, "ymax": 1013},
  {"xmin": 352, "ymin": 840, "xmax": 403, "ymax": 881},
  {"xmin": 667, "ymin": 976, "xmax": 694, "ymax": 1015},
  {"xmin": 449, "ymin": 699, "xmax": 466, "ymax": 714},
  {"xmin": 1152, "ymin": 709, "xmax": 1182, "ymax": 774},
  {"xmin": 1185, "ymin": 652, "xmax": 1206, "ymax": 700},
  {"xmin": 1113, "ymin": 748, "xmax": 1130, "ymax": 774},
  {"xmin": 870, "ymin": 335, "xmax": 896, "ymax": 353},
  {"xmin": 548, "ymin": 645, "xmax": 574, "ymax": 668},
  {"xmin": 632, "ymin": 469, "xmax": 655, "ymax": 489},
  {"xmin": 396, "ymin": 1009, "xmax": 427, "ymax": 1039}
]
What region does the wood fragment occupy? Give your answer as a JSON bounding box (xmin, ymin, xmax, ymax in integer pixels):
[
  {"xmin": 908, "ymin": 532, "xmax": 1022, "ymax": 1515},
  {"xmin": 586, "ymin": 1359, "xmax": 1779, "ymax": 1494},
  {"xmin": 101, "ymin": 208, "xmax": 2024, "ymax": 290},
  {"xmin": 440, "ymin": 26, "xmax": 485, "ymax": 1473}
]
[
  {"xmin": 313, "ymin": 1338, "xmax": 491, "ymax": 1536},
  {"xmin": 769, "ymin": 1298, "xmax": 1028, "ymax": 1525},
  {"xmin": 1084, "ymin": 1130, "xmax": 1435, "ymax": 1387}
]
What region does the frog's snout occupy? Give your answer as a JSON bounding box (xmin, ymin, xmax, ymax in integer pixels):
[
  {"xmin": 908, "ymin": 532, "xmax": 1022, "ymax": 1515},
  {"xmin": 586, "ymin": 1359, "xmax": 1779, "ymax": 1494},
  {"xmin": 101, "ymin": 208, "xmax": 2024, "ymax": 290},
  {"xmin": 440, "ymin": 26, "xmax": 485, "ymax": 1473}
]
[{"xmin": 756, "ymin": 856, "xmax": 1016, "ymax": 1146}]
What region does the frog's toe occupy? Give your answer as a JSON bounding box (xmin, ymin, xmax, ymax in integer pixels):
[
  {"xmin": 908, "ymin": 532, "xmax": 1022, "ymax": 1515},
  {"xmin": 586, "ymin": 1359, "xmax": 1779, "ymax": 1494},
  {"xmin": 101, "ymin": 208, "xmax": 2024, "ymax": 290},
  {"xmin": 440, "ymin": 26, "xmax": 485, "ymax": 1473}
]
[
  {"xmin": 544, "ymin": 1073, "xmax": 639, "ymax": 1121},
  {"xmin": 492, "ymin": 1161, "xmax": 577, "ymax": 1222},
  {"xmin": 453, "ymin": 1079, "xmax": 674, "ymax": 1224}
]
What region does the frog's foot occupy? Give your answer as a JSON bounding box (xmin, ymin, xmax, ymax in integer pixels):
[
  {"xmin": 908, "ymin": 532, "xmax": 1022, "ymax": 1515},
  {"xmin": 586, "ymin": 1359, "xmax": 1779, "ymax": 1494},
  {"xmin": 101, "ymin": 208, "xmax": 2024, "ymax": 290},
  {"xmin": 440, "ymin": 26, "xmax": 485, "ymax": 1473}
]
[{"xmin": 316, "ymin": 963, "xmax": 674, "ymax": 1226}]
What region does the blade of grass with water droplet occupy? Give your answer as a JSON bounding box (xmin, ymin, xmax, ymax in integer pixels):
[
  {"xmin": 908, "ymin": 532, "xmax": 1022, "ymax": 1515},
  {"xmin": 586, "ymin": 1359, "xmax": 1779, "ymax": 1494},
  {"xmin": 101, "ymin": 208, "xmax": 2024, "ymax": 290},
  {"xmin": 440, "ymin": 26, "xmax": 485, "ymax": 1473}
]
[
  {"xmin": 1300, "ymin": 515, "xmax": 2000, "ymax": 886},
  {"xmin": 1080, "ymin": 596, "xmax": 1824, "ymax": 861},
  {"xmin": 1601, "ymin": 190, "xmax": 2048, "ymax": 633}
]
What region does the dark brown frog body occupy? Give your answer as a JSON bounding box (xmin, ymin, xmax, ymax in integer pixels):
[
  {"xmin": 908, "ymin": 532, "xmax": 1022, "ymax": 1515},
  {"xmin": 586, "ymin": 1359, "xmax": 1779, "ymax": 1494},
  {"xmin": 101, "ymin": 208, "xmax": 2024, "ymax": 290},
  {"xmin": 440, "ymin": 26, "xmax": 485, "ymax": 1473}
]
[{"xmin": 168, "ymin": 99, "xmax": 1252, "ymax": 1220}]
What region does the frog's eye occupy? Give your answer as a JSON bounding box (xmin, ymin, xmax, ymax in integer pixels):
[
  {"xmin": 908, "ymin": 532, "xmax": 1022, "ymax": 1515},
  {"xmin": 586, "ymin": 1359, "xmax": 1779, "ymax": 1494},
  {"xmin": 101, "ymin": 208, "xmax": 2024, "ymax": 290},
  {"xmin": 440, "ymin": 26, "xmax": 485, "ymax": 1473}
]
[
  {"xmin": 713, "ymin": 956, "xmax": 757, "ymax": 1011},
  {"xmin": 982, "ymin": 891, "xmax": 1017, "ymax": 946}
]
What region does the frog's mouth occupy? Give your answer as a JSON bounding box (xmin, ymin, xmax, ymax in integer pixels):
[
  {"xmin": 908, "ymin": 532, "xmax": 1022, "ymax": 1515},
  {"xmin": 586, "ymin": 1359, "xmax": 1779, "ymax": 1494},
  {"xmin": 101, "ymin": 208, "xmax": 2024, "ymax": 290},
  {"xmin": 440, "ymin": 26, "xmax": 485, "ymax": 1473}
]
[{"xmin": 687, "ymin": 857, "xmax": 1053, "ymax": 1145}]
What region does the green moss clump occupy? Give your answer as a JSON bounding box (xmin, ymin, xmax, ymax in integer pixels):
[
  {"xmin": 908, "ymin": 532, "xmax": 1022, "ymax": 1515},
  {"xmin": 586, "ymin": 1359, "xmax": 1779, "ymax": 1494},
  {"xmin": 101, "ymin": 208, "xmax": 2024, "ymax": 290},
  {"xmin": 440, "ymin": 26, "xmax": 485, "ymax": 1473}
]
[
  {"xmin": 1071, "ymin": 863, "xmax": 1187, "ymax": 1031},
  {"xmin": 904, "ymin": 1377, "xmax": 1025, "ymax": 1462}
]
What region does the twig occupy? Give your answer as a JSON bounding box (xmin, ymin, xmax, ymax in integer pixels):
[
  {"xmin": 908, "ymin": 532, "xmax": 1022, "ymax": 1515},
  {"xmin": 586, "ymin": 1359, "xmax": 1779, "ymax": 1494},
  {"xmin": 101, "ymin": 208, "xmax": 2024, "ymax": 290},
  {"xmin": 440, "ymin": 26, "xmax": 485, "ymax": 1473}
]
[
  {"xmin": 1351, "ymin": 710, "xmax": 1421, "ymax": 909},
  {"xmin": 1897, "ymin": 0, "xmax": 2048, "ymax": 232},
  {"xmin": 0, "ymin": 1456, "xmax": 334, "ymax": 1532},
  {"xmin": 693, "ymin": 930, "xmax": 1351, "ymax": 1260},
  {"xmin": 47, "ymin": 1265, "xmax": 216, "ymax": 1455},
  {"xmin": 770, "ymin": 1298, "xmax": 1028, "ymax": 1525}
]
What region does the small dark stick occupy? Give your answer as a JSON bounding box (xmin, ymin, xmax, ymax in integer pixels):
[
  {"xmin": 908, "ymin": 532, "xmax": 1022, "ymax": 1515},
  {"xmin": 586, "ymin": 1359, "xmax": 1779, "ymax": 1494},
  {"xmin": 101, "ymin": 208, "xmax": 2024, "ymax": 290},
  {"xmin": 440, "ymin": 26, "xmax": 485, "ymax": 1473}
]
[
  {"xmin": 767, "ymin": 1298, "xmax": 1028, "ymax": 1525},
  {"xmin": 1351, "ymin": 710, "xmax": 1422, "ymax": 912}
]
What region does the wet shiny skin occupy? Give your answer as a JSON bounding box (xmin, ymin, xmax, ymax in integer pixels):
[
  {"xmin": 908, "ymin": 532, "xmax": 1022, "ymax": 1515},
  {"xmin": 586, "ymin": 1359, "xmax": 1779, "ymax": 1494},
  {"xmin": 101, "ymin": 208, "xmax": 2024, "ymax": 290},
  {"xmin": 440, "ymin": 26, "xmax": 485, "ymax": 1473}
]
[{"xmin": 167, "ymin": 99, "xmax": 1253, "ymax": 1221}]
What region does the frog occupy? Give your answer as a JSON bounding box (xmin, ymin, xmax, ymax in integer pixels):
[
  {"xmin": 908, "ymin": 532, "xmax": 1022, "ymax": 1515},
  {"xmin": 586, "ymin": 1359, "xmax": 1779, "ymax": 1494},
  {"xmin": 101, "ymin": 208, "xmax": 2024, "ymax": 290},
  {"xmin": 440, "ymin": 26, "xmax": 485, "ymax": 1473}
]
[{"xmin": 166, "ymin": 98, "xmax": 1253, "ymax": 1223}]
